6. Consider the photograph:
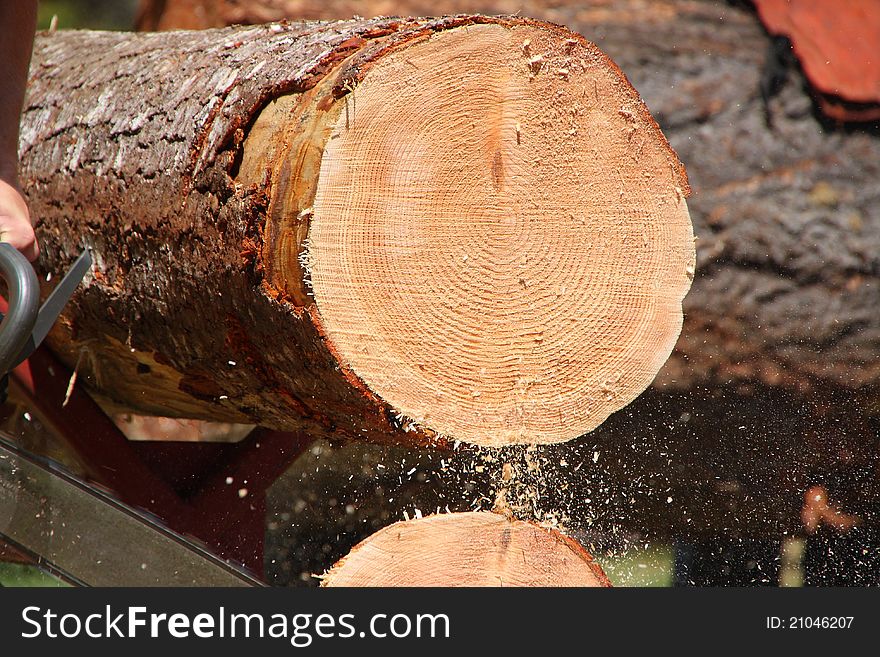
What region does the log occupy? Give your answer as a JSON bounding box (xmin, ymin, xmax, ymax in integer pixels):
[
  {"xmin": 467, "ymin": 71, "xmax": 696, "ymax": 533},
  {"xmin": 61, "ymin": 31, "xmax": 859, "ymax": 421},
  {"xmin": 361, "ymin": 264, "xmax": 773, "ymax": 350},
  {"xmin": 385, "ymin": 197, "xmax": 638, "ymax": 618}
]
[
  {"xmin": 135, "ymin": 0, "xmax": 880, "ymax": 541},
  {"xmin": 321, "ymin": 511, "xmax": 611, "ymax": 586},
  {"xmin": 753, "ymin": 0, "xmax": 880, "ymax": 122},
  {"xmin": 25, "ymin": 17, "xmax": 694, "ymax": 447},
  {"xmin": 132, "ymin": 1, "xmax": 880, "ymax": 403}
]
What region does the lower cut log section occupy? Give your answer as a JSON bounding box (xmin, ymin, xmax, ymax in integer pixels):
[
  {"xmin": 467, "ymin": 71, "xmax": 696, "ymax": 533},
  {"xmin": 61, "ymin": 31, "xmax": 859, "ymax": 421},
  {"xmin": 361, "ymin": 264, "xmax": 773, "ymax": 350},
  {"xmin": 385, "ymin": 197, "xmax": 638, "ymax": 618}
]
[
  {"xmin": 25, "ymin": 16, "xmax": 693, "ymax": 447},
  {"xmin": 322, "ymin": 511, "xmax": 611, "ymax": 586}
]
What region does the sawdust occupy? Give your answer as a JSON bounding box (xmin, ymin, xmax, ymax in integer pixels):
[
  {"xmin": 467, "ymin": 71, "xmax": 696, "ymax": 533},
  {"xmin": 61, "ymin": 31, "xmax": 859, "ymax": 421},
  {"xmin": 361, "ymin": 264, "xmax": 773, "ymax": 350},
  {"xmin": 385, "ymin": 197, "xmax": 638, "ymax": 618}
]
[{"xmin": 264, "ymin": 396, "xmax": 692, "ymax": 585}]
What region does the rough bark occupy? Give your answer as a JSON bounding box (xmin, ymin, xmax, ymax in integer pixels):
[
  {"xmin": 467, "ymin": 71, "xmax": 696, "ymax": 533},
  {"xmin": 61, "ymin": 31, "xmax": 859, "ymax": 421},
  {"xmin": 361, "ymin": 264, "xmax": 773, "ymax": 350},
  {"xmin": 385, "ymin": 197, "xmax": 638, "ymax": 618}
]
[
  {"xmin": 25, "ymin": 18, "xmax": 420, "ymax": 445},
  {"xmin": 23, "ymin": 16, "xmax": 693, "ymax": 448},
  {"xmin": 321, "ymin": 511, "xmax": 611, "ymax": 586}
]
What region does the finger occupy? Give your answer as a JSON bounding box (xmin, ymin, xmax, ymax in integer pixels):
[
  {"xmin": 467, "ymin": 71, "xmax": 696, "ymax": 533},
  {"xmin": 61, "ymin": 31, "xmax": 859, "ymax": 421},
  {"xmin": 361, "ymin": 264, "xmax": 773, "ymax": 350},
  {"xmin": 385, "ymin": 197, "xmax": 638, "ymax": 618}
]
[{"xmin": 0, "ymin": 217, "xmax": 39, "ymax": 261}]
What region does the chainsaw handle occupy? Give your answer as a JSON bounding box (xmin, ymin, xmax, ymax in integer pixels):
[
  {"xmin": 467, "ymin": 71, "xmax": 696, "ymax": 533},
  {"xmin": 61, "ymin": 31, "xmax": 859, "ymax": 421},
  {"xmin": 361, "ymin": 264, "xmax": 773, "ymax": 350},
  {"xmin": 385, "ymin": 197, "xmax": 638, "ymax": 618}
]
[{"xmin": 0, "ymin": 242, "xmax": 39, "ymax": 374}]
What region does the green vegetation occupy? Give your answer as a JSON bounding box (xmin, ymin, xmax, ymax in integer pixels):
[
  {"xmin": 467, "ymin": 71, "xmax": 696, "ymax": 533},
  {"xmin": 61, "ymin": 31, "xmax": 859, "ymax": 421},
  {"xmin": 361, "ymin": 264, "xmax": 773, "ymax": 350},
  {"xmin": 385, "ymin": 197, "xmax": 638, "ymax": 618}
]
[
  {"xmin": 37, "ymin": 0, "xmax": 138, "ymax": 31},
  {"xmin": 0, "ymin": 563, "xmax": 69, "ymax": 587},
  {"xmin": 599, "ymin": 544, "xmax": 675, "ymax": 587}
]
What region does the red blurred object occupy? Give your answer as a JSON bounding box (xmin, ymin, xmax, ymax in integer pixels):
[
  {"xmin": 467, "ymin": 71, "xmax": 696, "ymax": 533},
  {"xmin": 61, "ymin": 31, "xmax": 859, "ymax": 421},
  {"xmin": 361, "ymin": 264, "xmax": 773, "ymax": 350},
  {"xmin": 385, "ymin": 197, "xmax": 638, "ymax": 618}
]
[
  {"xmin": 754, "ymin": 0, "xmax": 880, "ymax": 121},
  {"xmin": 0, "ymin": 295, "xmax": 313, "ymax": 577}
]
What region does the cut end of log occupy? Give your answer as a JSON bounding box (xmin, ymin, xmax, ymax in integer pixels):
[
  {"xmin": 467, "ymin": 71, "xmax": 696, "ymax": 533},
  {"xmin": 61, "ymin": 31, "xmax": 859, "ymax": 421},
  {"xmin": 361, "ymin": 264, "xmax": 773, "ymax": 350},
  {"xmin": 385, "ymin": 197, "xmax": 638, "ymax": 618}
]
[
  {"xmin": 307, "ymin": 22, "xmax": 694, "ymax": 446},
  {"xmin": 322, "ymin": 511, "xmax": 611, "ymax": 587}
]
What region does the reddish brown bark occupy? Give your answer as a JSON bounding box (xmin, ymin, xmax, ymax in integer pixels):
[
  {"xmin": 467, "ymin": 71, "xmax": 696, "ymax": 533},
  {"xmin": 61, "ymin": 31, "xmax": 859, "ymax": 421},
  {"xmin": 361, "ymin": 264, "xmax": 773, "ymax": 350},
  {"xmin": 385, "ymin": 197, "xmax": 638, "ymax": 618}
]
[{"xmin": 24, "ymin": 18, "xmax": 524, "ymax": 446}]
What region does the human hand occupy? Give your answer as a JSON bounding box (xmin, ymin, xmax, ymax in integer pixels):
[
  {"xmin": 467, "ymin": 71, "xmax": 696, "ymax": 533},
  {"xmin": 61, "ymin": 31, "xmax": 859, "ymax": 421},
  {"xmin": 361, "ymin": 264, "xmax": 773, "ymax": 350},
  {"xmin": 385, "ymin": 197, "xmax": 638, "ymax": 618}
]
[{"xmin": 0, "ymin": 176, "xmax": 38, "ymax": 261}]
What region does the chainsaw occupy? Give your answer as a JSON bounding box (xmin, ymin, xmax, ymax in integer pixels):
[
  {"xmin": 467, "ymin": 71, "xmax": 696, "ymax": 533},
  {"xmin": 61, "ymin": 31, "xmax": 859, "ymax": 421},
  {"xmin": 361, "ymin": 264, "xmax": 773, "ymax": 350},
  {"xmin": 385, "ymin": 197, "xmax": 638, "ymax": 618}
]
[{"xmin": 0, "ymin": 243, "xmax": 92, "ymax": 403}]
